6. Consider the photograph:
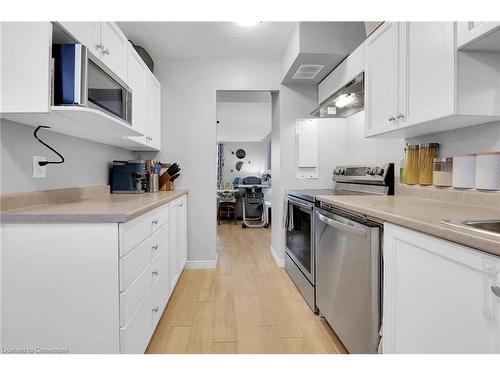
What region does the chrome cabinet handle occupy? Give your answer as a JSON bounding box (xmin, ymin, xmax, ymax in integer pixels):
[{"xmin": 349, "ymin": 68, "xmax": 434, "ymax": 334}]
[
  {"xmin": 103, "ymin": 48, "xmax": 110, "ymax": 55},
  {"xmin": 178, "ymin": 203, "xmax": 184, "ymax": 207},
  {"xmin": 152, "ymin": 244, "xmax": 159, "ymax": 251},
  {"xmin": 396, "ymin": 113, "xmax": 405, "ymax": 119},
  {"xmin": 152, "ymin": 219, "xmax": 158, "ymax": 224},
  {"xmin": 95, "ymin": 43, "xmax": 104, "ymax": 50},
  {"xmin": 388, "ymin": 115, "xmax": 396, "ymax": 122},
  {"xmin": 152, "ymin": 270, "xmax": 159, "ymax": 276},
  {"xmin": 152, "ymin": 306, "xmax": 159, "ymax": 313},
  {"xmin": 492, "ymin": 283, "xmax": 500, "ymax": 297}
]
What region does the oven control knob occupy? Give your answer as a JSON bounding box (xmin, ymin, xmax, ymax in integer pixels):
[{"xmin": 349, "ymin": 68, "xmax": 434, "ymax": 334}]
[
  {"xmin": 374, "ymin": 167, "xmax": 384, "ymax": 176},
  {"xmin": 366, "ymin": 167, "xmax": 372, "ymax": 175},
  {"xmin": 339, "ymin": 168, "xmax": 345, "ymax": 175},
  {"xmin": 333, "ymin": 169, "xmax": 339, "ymax": 175}
]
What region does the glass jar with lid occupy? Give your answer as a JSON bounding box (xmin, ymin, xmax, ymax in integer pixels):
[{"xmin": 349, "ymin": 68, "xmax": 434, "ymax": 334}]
[
  {"xmin": 419, "ymin": 143, "xmax": 439, "ymax": 185},
  {"xmin": 406, "ymin": 145, "xmax": 420, "ymax": 185},
  {"xmin": 433, "ymin": 157, "xmax": 453, "ymax": 187}
]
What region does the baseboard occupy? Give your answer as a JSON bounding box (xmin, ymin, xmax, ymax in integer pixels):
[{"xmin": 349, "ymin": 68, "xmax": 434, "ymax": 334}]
[
  {"xmin": 185, "ymin": 253, "xmax": 218, "ymax": 269},
  {"xmin": 270, "ymin": 246, "xmax": 285, "ymax": 268}
]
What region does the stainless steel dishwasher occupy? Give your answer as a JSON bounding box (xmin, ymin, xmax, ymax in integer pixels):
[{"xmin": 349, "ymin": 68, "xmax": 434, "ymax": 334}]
[{"xmin": 315, "ymin": 204, "xmax": 382, "ymax": 354}]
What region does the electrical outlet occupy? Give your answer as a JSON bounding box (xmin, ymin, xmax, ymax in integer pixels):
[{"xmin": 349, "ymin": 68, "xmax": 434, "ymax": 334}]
[{"xmin": 33, "ymin": 156, "xmax": 47, "ymax": 178}]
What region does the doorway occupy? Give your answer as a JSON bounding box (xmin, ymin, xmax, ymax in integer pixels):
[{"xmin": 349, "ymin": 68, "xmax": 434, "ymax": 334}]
[{"xmin": 215, "ymin": 90, "xmax": 273, "ymax": 232}]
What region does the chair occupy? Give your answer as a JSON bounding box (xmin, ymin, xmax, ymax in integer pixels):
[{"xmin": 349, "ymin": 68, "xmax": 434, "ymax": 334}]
[{"xmin": 217, "ymin": 183, "xmax": 237, "ymax": 225}]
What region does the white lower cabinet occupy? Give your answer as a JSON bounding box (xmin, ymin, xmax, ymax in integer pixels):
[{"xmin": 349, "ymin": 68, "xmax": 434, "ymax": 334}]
[
  {"xmin": 383, "ymin": 223, "xmax": 500, "ymax": 353},
  {"xmin": 169, "ymin": 195, "xmax": 188, "ymax": 293},
  {"xmin": 0, "ymin": 195, "xmax": 187, "ymax": 353}
]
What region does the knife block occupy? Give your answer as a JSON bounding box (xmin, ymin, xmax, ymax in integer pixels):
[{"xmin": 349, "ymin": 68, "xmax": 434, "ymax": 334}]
[
  {"xmin": 159, "ymin": 172, "xmax": 175, "ymax": 191},
  {"xmin": 160, "ymin": 181, "xmax": 175, "ymax": 191}
]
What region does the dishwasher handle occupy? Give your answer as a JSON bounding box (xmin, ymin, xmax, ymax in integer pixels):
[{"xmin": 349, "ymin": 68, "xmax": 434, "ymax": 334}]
[{"xmin": 317, "ymin": 212, "xmax": 367, "ymax": 237}]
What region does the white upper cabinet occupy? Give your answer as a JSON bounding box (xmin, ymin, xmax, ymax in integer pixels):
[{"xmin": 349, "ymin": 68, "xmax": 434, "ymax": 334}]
[
  {"xmin": 98, "ymin": 22, "xmax": 128, "ymax": 83},
  {"xmin": 364, "ymin": 22, "xmax": 500, "ymax": 138},
  {"xmin": 58, "ymin": 22, "xmax": 99, "ymax": 56},
  {"xmin": 383, "ymin": 223, "xmax": 500, "ymax": 354},
  {"xmin": 59, "ymin": 22, "xmax": 128, "ymax": 83},
  {"xmin": 457, "ymin": 22, "xmax": 500, "ymax": 51},
  {"xmin": 364, "ymin": 22, "xmax": 400, "ymax": 136},
  {"xmin": 146, "ymin": 73, "xmax": 162, "ymax": 151},
  {"xmin": 127, "ymin": 44, "xmax": 147, "ymax": 134},
  {"xmin": 397, "ymin": 22, "xmax": 455, "ymax": 129},
  {"xmin": 0, "ymin": 22, "xmax": 52, "ymax": 113},
  {"xmin": 318, "ymin": 43, "xmax": 364, "ymax": 104}
]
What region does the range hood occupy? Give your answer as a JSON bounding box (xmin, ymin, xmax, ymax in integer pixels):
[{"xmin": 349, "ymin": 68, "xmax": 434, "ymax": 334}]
[{"xmin": 311, "ymin": 72, "xmax": 364, "ymax": 118}]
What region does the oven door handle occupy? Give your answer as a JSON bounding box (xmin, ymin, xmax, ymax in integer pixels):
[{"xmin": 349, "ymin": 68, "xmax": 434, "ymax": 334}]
[
  {"xmin": 317, "ymin": 212, "xmax": 366, "ymax": 237},
  {"xmin": 288, "ymin": 198, "xmax": 314, "ymax": 211}
]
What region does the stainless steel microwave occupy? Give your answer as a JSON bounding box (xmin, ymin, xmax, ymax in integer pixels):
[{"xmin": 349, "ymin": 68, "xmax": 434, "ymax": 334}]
[{"xmin": 53, "ymin": 44, "xmax": 132, "ymax": 124}]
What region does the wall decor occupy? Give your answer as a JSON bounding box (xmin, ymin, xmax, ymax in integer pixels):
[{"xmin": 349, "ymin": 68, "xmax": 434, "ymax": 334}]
[{"xmin": 236, "ymin": 149, "xmax": 246, "ymax": 159}]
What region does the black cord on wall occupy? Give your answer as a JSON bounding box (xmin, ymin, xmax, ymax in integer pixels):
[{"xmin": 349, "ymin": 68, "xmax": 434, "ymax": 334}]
[{"xmin": 33, "ymin": 126, "xmax": 65, "ymax": 166}]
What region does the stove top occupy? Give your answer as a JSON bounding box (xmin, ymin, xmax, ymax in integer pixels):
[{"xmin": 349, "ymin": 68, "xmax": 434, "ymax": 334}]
[
  {"xmin": 286, "ymin": 188, "xmax": 373, "ymax": 203},
  {"xmin": 287, "ymin": 163, "xmax": 395, "ymax": 203}
]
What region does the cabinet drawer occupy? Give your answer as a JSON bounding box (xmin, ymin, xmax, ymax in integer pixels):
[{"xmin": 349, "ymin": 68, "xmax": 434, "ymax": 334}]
[
  {"xmin": 150, "ymin": 222, "xmax": 169, "ymax": 259},
  {"xmin": 119, "ymin": 211, "xmax": 155, "ymax": 257},
  {"xmin": 150, "ymin": 204, "xmax": 169, "ymax": 233},
  {"xmin": 120, "ymin": 291, "xmax": 153, "ymax": 354},
  {"xmin": 120, "ymin": 236, "xmax": 152, "ymax": 292},
  {"xmin": 151, "ymin": 242, "xmax": 169, "ymax": 286},
  {"xmin": 151, "ymin": 269, "xmax": 170, "ymax": 329},
  {"xmin": 120, "ymin": 264, "xmax": 152, "ymax": 327}
]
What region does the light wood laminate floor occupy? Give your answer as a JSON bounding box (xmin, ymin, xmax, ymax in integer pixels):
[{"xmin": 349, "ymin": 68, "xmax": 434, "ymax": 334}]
[{"xmin": 146, "ymin": 222, "xmax": 347, "ymax": 354}]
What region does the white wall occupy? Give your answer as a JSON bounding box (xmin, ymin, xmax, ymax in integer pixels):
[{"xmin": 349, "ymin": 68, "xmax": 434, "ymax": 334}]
[
  {"xmin": 153, "ymin": 58, "xmax": 281, "ymax": 264},
  {"xmin": 345, "ymin": 111, "xmax": 405, "ymax": 165},
  {"xmin": 220, "ymin": 141, "xmax": 270, "ymax": 183},
  {"xmin": 0, "ymin": 120, "xmax": 135, "ymax": 194},
  {"xmin": 216, "ymin": 101, "xmax": 271, "ymax": 142},
  {"xmin": 408, "ymin": 120, "xmax": 500, "ymax": 156}
]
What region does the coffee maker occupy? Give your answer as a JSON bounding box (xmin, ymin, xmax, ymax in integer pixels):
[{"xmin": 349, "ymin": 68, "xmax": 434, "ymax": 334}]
[{"xmin": 111, "ymin": 160, "xmax": 146, "ymax": 193}]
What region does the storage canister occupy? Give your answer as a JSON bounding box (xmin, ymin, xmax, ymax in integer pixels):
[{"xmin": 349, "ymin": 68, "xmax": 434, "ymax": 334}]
[
  {"xmin": 475, "ymin": 152, "xmax": 500, "ymax": 190},
  {"xmin": 419, "ymin": 143, "xmax": 439, "ymax": 185},
  {"xmin": 452, "ymin": 153, "xmax": 476, "ymax": 189},
  {"xmin": 406, "ymin": 145, "xmax": 420, "ymax": 185},
  {"xmin": 433, "ymin": 158, "xmax": 453, "ymax": 187}
]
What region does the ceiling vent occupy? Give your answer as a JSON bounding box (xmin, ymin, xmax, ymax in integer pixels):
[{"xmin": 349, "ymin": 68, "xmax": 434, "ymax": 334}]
[{"xmin": 292, "ymin": 64, "xmax": 325, "ymax": 80}]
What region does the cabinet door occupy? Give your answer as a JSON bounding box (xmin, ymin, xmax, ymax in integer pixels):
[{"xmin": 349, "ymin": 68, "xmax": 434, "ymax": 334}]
[
  {"xmin": 169, "ymin": 201, "xmax": 178, "ymax": 293},
  {"xmin": 398, "ymin": 22, "xmax": 455, "ymax": 128},
  {"xmin": 175, "ymin": 196, "xmax": 187, "ymax": 274},
  {"xmin": 145, "ymin": 72, "xmax": 162, "ymax": 150},
  {"xmin": 457, "ymin": 22, "xmax": 500, "ymax": 49},
  {"xmin": 100, "ymin": 22, "xmax": 128, "ymax": 82},
  {"xmin": 127, "ymin": 45, "xmax": 147, "ymax": 134},
  {"xmin": 364, "ymin": 22, "xmax": 400, "ymax": 136},
  {"xmin": 0, "ymin": 22, "xmax": 52, "ymax": 113},
  {"xmin": 383, "ymin": 223, "xmax": 500, "ymax": 353},
  {"xmin": 59, "ymin": 22, "xmax": 100, "ymax": 57},
  {"xmin": 168, "ymin": 197, "xmax": 187, "ymax": 293}
]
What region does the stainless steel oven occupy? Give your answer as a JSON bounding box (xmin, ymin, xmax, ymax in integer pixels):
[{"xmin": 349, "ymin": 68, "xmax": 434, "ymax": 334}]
[{"xmin": 284, "ymin": 195, "xmax": 316, "ymax": 312}]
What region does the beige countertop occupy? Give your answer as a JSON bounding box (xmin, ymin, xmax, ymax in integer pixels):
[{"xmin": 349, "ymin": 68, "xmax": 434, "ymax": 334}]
[
  {"xmin": 0, "ymin": 188, "xmax": 188, "ymax": 223},
  {"xmin": 316, "ymin": 194, "xmax": 500, "ymax": 257}
]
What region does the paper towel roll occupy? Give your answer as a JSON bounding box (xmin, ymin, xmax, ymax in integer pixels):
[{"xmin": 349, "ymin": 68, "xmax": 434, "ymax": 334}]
[
  {"xmin": 475, "ymin": 152, "xmax": 500, "ymax": 190},
  {"xmin": 452, "ymin": 154, "xmax": 476, "ymax": 189}
]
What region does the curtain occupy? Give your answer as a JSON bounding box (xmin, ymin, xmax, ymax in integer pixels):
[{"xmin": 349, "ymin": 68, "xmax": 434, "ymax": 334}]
[{"xmin": 217, "ymin": 143, "xmax": 225, "ymax": 188}]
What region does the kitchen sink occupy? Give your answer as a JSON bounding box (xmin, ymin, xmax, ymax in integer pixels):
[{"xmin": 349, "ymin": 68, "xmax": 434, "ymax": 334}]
[{"xmin": 441, "ymin": 219, "xmax": 500, "ymax": 237}]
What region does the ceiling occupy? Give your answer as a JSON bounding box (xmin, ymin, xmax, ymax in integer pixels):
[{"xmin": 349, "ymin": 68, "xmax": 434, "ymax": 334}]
[{"xmin": 117, "ymin": 22, "xmax": 295, "ymax": 60}]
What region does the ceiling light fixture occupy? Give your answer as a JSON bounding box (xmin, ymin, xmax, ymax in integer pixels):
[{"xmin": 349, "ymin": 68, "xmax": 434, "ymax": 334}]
[{"xmin": 235, "ymin": 21, "xmax": 263, "ymax": 27}]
